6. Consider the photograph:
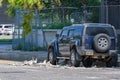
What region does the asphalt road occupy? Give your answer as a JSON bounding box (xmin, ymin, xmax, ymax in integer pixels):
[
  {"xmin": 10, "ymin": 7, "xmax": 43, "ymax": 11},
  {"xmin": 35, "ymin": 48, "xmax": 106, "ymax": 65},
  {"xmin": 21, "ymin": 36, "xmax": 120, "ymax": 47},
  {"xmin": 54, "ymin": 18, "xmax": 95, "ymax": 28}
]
[
  {"xmin": 0, "ymin": 63, "xmax": 119, "ymax": 80},
  {"xmin": 0, "ymin": 35, "xmax": 119, "ymax": 80}
]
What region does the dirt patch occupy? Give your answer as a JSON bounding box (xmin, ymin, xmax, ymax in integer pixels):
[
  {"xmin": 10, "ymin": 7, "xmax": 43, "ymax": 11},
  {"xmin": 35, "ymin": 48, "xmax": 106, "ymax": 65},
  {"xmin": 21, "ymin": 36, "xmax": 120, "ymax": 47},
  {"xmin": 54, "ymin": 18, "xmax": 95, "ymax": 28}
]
[{"xmin": 0, "ymin": 60, "xmax": 23, "ymax": 65}]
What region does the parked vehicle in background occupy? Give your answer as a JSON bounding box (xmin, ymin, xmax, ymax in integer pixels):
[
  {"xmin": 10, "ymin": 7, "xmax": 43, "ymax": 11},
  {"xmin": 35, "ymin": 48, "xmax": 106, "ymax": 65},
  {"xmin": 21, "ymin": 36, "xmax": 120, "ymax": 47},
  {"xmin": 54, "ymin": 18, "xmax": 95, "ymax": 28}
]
[
  {"xmin": 0, "ymin": 24, "xmax": 3, "ymax": 35},
  {"xmin": 47, "ymin": 23, "xmax": 118, "ymax": 67},
  {"xmin": 0, "ymin": 24, "xmax": 14, "ymax": 35}
]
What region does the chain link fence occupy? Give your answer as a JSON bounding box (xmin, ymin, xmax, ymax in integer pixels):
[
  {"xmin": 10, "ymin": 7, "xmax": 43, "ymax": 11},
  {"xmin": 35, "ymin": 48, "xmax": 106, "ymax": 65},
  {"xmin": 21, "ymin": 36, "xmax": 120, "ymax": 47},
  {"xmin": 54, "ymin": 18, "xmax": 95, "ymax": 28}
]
[
  {"xmin": 12, "ymin": 10, "xmax": 43, "ymax": 51},
  {"xmin": 12, "ymin": 5, "xmax": 120, "ymax": 51}
]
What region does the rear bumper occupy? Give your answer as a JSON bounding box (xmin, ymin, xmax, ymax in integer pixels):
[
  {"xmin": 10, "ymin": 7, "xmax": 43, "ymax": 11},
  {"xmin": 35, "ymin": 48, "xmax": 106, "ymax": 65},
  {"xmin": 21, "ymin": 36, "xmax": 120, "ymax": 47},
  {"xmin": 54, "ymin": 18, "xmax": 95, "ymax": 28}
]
[
  {"xmin": 4, "ymin": 31, "xmax": 13, "ymax": 35},
  {"xmin": 80, "ymin": 50, "xmax": 117, "ymax": 59}
]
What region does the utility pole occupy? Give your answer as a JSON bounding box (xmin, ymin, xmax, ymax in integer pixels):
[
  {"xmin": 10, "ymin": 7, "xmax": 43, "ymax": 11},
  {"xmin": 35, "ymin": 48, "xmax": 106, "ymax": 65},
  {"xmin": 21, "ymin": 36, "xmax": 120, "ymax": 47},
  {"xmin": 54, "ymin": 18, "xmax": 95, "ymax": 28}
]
[{"xmin": 82, "ymin": 2, "xmax": 87, "ymax": 23}]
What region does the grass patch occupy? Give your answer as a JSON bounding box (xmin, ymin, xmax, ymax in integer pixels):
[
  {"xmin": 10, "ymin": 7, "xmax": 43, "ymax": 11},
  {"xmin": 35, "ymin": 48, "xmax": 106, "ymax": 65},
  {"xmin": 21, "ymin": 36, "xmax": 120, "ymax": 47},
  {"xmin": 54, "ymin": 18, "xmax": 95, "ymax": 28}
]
[
  {"xmin": 0, "ymin": 39, "xmax": 12, "ymax": 42},
  {"xmin": 13, "ymin": 43, "xmax": 47, "ymax": 51},
  {"xmin": 13, "ymin": 44, "xmax": 22, "ymax": 50},
  {"xmin": 29, "ymin": 46, "xmax": 47, "ymax": 51}
]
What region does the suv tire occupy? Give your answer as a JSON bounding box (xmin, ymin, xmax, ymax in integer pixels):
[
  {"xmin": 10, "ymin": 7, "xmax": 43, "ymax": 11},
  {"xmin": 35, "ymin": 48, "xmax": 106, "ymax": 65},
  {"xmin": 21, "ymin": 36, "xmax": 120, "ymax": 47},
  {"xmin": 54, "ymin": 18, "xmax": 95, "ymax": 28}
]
[
  {"xmin": 106, "ymin": 54, "xmax": 118, "ymax": 67},
  {"xmin": 94, "ymin": 33, "xmax": 111, "ymax": 53},
  {"xmin": 48, "ymin": 48, "xmax": 56, "ymax": 65},
  {"xmin": 70, "ymin": 49, "xmax": 80, "ymax": 67}
]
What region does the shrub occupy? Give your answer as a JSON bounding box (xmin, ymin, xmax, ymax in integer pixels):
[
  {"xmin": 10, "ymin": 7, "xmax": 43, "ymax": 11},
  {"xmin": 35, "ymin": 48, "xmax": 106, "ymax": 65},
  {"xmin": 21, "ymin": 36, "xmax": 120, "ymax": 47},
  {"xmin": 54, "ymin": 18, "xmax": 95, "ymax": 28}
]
[
  {"xmin": 0, "ymin": 39, "xmax": 12, "ymax": 42},
  {"xmin": 13, "ymin": 43, "xmax": 47, "ymax": 51}
]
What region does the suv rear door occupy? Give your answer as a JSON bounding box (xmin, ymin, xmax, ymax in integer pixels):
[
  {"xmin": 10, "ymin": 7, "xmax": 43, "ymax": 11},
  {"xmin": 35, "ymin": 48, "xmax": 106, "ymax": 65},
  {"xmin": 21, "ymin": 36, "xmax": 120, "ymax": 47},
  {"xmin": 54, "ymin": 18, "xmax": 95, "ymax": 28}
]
[{"xmin": 85, "ymin": 26, "xmax": 116, "ymax": 50}]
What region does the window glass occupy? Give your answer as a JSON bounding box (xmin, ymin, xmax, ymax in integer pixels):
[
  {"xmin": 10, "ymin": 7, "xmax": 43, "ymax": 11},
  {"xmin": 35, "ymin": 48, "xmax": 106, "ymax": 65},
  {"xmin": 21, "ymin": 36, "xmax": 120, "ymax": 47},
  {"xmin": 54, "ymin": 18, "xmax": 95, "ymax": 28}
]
[
  {"xmin": 68, "ymin": 30, "xmax": 74, "ymax": 37},
  {"xmin": 73, "ymin": 28, "xmax": 83, "ymax": 37},
  {"xmin": 61, "ymin": 29, "xmax": 68, "ymax": 36},
  {"xmin": 86, "ymin": 27, "xmax": 114, "ymax": 36}
]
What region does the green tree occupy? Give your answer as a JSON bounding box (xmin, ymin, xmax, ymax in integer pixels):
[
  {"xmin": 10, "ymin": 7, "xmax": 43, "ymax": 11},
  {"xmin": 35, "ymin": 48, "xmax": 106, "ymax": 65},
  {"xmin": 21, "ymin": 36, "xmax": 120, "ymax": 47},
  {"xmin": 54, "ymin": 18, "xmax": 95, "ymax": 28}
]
[
  {"xmin": 0, "ymin": 0, "xmax": 2, "ymax": 7},
  {"xmin": 43, "ymin": 0, "xmax": 100, "ymax": 23},
  {"xmin": 60, "ymin": 0, "xmax": 100, "ymax": 23},
  {"xmin": 0, "ymin": 0, "xmax": 101, "ymax": 31},
  {"xmin": 0, "ymin": 0, "xmax": 44, "ymax": 37}
]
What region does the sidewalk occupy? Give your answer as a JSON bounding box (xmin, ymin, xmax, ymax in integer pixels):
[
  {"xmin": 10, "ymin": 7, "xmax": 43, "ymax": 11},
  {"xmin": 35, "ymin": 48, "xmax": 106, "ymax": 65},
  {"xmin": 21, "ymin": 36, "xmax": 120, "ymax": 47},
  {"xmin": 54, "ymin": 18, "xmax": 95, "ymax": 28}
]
[
  {"xmin": 0, "ymin": 60, "xmax": 23, "ymax": 65},
  {"xmin": 0, "ymin": 50, "xmax": 47, "ymax": 62},
  {"xmin": 0, "ymin": 50, "xmax": 120, "ymax": 66}
]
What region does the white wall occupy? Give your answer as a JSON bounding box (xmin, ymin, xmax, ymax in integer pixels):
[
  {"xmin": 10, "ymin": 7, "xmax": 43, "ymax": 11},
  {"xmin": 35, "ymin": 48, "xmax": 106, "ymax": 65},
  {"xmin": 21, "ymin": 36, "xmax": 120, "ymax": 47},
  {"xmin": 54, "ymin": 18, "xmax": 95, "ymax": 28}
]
[{"xmin": 25, "ymin": 29, "xmax": 61, "ymax": 47}]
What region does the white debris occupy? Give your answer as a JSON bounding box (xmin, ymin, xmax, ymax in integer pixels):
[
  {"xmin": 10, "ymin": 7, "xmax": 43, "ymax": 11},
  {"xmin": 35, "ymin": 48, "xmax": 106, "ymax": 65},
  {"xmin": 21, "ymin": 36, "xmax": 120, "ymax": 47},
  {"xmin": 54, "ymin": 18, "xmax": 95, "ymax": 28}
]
[
  {"xmin": 11, "ymin": 64, "xmax": 16, "ymax": 66},
  {"xmin": 38, "ymin": 60, "xmax": 53, "ymax": 67},
  {"xmin": 23, "ymin": 58, "xmax": 37, "ymax": 65},
  {"xmin": 86, "ymin": 76, "xmax": 100, "ymax": 79},
  {"xmin": 38, "ymin": 60, "xmax": 47, "ymax": 65}
]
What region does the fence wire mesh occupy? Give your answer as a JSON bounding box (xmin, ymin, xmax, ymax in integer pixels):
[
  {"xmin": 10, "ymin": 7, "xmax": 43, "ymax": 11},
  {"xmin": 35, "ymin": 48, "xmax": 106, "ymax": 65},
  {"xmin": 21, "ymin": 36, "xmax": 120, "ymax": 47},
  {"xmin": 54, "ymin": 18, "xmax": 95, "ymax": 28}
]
[{"xmin": 12, "ymin": 5, "xmax": 120, "ymax": 50}]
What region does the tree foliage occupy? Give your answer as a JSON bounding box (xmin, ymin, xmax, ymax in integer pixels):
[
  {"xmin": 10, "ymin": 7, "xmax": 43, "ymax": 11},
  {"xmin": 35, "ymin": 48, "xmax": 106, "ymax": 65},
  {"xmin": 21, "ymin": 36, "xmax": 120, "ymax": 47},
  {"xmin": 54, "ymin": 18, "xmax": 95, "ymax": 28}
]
[
  {"xmin": 0, "ymin": 0, "xmax": 101, "ymax": 36},
  {"xmin": 22, "ymin": 13, "xmax": 33, "ymax": 37},
  {"xmin": 0, "ymin": 0, "xmax": 44, "ymax": 37},
  {"xmin": 44, "ymin": 0, "xmax": 100, "ymax": 8},
  {"xmin": 43, "ymin": 0, "xmax": 100, "ymax": 23},
  {"xmin": 0, "ymin": 0, "xmax": 2, "ymax": 7}
]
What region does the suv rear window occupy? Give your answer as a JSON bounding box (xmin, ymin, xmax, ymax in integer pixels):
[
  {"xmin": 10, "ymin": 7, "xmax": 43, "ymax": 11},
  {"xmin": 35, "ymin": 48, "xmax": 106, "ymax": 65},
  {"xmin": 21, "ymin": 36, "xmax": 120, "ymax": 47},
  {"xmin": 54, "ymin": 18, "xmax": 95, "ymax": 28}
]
[
  {"xmin": 86, "ymin": 27, "xmax": 115, "ymax": 36},
  {"xmin": 61, "ymin": 29, "xmax": 68, "ymax": 36}
]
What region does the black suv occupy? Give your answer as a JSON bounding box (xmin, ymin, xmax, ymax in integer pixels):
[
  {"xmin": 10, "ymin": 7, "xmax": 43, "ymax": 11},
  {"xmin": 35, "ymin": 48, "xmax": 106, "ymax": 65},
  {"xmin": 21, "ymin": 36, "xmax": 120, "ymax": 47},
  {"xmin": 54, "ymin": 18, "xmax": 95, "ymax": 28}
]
[{"xmin": 47, "ymin": 23, "xmax": 118, "ymax": 67}]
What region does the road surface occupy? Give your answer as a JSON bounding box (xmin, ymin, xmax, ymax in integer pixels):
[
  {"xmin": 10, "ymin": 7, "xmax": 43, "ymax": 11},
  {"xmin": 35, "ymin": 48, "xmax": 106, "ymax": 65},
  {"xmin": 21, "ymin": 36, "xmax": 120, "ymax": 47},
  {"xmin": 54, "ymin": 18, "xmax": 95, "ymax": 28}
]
[
  {"xmin": 0, "ymin": 62, "xmax": 120, "ymax": 80},
  {"xmin": 0, "ymin": 35, "xmax": 119, "ymax": 80}
]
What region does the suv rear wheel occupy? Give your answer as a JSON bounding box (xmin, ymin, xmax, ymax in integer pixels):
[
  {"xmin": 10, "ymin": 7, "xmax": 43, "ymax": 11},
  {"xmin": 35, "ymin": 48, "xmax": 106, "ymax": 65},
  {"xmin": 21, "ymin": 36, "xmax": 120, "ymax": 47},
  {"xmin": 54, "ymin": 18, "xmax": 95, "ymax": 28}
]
[
  {"xmin": 70, "ymin": 49, "xmax": 80, "ymax": 67},
  {"xmin": 94, "ymin": 33, "xmax": 111, "ymax": 53},
  {"xmin": 48, "ymin": 48, "xmax": 56, "ymax": 65},
  {"xmin": 106, "ymin": 54, "xmax": 118, "ymax": 67}
]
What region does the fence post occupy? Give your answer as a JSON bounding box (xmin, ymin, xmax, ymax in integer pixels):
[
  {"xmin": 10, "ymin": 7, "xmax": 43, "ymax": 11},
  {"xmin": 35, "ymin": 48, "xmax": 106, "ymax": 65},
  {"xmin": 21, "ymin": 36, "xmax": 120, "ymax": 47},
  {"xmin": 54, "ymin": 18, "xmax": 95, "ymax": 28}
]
[{"xmin": 101, "ymin": 0, "xmax": 105, "ymax": 23}]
